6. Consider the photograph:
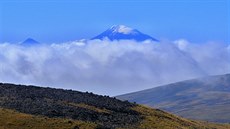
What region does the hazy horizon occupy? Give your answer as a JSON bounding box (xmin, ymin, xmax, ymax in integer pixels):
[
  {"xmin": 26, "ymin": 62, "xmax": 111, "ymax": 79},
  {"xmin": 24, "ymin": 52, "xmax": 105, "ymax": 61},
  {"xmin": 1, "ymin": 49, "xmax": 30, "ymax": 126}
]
[{"xmin": 0, "ymin": 39, "xmax": 229, "ymax": 95}]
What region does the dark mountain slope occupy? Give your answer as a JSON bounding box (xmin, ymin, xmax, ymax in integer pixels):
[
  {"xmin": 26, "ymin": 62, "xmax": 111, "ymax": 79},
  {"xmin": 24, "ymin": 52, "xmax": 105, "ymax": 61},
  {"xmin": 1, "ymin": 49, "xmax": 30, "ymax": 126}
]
[
  {"xmin": 0, "ymin": 83, "xmax": 139, "ymax": 128},
  {"xmin": 0, "ymin": 83, "xmax": 229, "ymax": 128},
  {"xmin": 117, "ymin": 74, "xmax": 230, "ymax": 123}
]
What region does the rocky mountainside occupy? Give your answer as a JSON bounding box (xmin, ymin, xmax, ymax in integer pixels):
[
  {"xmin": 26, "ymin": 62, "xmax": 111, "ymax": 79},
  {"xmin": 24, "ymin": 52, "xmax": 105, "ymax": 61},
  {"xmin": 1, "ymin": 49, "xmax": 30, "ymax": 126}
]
[{"xmin": 0, "ymin": 83, "xmax": 229, "ymax": 129}]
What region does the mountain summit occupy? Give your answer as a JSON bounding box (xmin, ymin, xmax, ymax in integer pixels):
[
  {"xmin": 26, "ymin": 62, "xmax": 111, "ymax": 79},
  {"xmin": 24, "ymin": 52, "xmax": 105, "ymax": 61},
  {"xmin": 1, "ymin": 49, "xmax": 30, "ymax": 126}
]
[
  {"xmin": 92, "ymin": 25, "xmax": 158, "ymax": 41},
  {"xmin": 21, "ymin": 38, "xmax": 39, "ymax": 45}
]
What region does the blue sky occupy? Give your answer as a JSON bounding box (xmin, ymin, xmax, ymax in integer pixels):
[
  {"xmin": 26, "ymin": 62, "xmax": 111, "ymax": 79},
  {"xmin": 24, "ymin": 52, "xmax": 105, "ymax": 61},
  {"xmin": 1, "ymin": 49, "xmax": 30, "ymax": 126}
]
[{"xmin": 0, "ymin": 0, "xmax": 229, "ymax": 43}]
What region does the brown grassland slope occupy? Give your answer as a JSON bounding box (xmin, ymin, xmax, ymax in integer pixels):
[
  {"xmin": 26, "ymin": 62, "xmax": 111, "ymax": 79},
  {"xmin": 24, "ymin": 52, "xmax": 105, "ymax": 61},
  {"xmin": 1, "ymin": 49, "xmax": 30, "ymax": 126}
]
[
  {"xmin": 0, "ymin": 83, "xmax": 230, "ymax": 129},
  {"xmin": 1, "ymin": 106, "xmax": 230, "ymax": 129}
]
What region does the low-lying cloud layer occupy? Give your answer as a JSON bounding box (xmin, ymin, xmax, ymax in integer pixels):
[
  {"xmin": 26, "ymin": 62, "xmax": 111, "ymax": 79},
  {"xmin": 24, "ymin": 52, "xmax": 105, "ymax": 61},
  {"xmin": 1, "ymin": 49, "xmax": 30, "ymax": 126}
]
[{"xmin": 0, "ymin": 40, "xmax": 229, "ymax": 95}]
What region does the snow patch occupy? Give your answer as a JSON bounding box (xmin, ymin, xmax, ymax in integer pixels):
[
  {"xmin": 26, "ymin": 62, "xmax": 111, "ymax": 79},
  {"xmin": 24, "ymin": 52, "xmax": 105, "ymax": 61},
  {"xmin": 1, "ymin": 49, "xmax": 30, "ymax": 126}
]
[{"xmin": 112, "ymin": 25, "xmax": 134, "ymax": 34}]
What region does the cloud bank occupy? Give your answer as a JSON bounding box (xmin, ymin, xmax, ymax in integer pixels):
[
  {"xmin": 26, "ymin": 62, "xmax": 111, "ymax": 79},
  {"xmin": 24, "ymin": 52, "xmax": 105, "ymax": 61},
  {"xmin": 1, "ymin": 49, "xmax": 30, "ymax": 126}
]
[{"xmin": 0, "ymin": 40, "xmax": 229, "ymax": 95}]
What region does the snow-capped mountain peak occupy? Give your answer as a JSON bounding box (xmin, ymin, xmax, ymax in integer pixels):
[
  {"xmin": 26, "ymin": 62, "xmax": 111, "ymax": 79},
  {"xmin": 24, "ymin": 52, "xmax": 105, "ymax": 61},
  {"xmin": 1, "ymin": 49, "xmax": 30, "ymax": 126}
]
[{"xmin": 92, "ymin": 25, "xmax": 158, "ymax": 41}]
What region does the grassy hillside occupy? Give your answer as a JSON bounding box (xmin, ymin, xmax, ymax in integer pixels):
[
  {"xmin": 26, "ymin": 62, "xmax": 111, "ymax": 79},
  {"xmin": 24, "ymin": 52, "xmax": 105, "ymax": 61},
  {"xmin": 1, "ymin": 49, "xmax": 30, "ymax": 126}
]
[
  {"xmin": 117, "ymin": 74, "xmax": 230, "ymax": 123},
  {"xmin": 0, "ymin": 83, "xmax": 230, "ymax": 129},
  {"xmin": 1, "ymin": 106, "xmax": 230, "ymax": 129},
  {"xmin": 132, "ymin": 105, "xmax": 230, "ymax": 129},
  {"xmin": 0, "ymin": 108, "xmax": 97, "ymax": 129}
]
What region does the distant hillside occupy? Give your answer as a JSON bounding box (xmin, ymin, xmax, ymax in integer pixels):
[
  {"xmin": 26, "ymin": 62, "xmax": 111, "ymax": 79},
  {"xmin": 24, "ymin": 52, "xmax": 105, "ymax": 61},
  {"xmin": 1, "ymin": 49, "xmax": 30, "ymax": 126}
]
[
  {"xmin": 117, "ymin": 74, "xmax": 230, "ymax": 123},
  {"xmin": 0, "ymin": 83, "xmax": 229, "ymax": 128}
]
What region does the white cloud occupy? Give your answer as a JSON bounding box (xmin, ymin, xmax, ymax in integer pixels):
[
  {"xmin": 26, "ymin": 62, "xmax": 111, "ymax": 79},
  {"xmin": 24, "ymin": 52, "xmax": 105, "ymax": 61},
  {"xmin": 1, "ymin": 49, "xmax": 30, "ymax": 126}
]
[
  {"xmin": 0, "ymin": 40, "xmax": 229, "ymax": 96},
  {"xmin": 174, "ymin": 39, "xmax": 189, "ymax": 50}
]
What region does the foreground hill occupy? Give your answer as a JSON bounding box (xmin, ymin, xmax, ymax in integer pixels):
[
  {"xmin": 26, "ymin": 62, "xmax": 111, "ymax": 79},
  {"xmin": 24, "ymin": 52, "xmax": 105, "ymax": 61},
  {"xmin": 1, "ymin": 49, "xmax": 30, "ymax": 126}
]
[
  {"xmin": 117, "ymin": 74, "xmax": 230, "ymax": 123},
  {"xmin": 0, "ymin": 83, "xmax": 229, "ymax": 128}
]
